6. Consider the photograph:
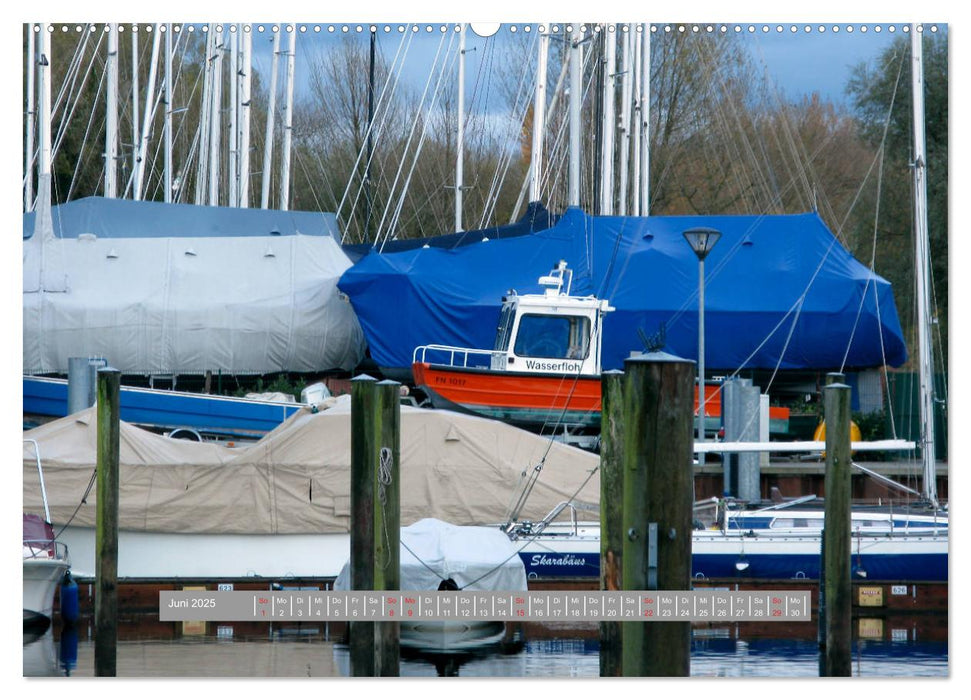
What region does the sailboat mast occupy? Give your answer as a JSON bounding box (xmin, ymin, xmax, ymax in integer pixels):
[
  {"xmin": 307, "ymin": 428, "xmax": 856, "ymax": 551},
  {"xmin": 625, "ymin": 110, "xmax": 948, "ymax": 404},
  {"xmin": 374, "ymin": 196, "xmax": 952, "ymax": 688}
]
[
  {"xmin": 38, "ymin": 24, "xmax": 51, "ymax": 181},
  {"xmin": 261, "ymin": 30, "xmax": 280, "ymax": 209},
  {"xmin": 239, "ymin": 25, "xmax": 252, "ymax": 208},
  {"xmin": 910, "ymin": 24, "xmax": 938, "ymax": 507},
  {"xmin": 639, "ymin": 23, "xmax": 650, "ymax": 215},
  {"xmin": 25, "ymin": 27, "xmax": 36, "ymax": 211},
  {"xmin": 279, "ymin": 26, "xmax": 296, "ymax": 211},
  {"xmin": 529, "ymin": 25, "xmax": 549, "ymax": 204},
  {"xmin": 132, "ymin": 27, "xmax": 140, "ymax": 194},
  {"xmin": 105, "ymin": 23, "xmax": 118, "ymax": 198},
  {"xmin": 630, "ymin": 26, "xmax": 641, "ymax": 216},
  {"xmin": 455, "ymin": 23, "xmax": 465, "ymax": 232},
  {"xmin": 208, "ymin": 24, "xmax": 223, "ymax": 207},
  {"xmin": 134, "ymin": 25, "xmax": 161, "ymax": 201},
  {"xmin": 568, "ymin": 26, "xmax": 583, "ymax": 207},
  {"xmin": 164, "ymin": 23, "xmax": 173, "ymax": 203},
  {"xmin": 599, "ymin": 25, "xmax": 615, "ymax": 215},
  {"xmin": 617, "ymin": 26, "xmax": 631, "ymax": 215},
  {"xmin": 229, "ymin": 26, "xmax": 239, "ymax": 207}
]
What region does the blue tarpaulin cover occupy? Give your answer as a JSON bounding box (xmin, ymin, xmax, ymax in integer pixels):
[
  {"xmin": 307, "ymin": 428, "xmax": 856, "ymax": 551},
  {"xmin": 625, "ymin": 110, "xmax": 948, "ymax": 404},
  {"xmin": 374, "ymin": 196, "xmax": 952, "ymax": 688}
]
[
  {"xmin": 341, "ymin": 201, "xmax": 556, "ymax": 263},
  {"xmin": 338, "ymin": 207, "xmax": 907, "ymax": 373}
]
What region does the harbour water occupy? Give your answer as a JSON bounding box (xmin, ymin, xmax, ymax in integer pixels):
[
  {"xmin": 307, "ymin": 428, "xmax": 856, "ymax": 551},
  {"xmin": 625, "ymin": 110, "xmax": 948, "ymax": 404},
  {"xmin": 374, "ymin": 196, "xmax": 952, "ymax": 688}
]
[{"xmin": 25, "ymin": 615, "xmax": 947, "ymax": 678}]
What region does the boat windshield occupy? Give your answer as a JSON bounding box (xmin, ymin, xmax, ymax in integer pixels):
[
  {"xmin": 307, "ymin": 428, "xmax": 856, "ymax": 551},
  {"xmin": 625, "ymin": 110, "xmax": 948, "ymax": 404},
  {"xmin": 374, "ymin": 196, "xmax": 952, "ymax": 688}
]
[
  {"xmin": 514, "ymin": 314, "xmax": 590, "ymax": 359},
  {"xmin": 494, "ymin": 303, "xmax": 517, "ymax": 351}
]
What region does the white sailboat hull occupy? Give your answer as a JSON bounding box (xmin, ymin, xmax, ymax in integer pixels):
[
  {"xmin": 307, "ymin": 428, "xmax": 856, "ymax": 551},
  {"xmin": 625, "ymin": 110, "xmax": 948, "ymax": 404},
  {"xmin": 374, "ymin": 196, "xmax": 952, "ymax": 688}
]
[
  {"xmin": 59, "ymin": 527, "xmax": 350, "ymax": 580},
  {"xmin": 514, "ymin": 518, "xmax": 948, "ymax": 582},
  {"xmin": 23, "ymin": 555, "xmax": 69, "ymax": 624}
]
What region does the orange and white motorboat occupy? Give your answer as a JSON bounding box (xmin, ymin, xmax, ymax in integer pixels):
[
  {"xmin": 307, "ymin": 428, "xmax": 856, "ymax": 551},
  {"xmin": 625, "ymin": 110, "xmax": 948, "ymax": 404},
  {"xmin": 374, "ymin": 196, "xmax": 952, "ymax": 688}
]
[
  {"xmin": 412, "ymin": 261, "xmax": 768, "ymax": 442},
  {"xmin": 412, "ymin": 261, "xmax": 612, "ymax": 436}
]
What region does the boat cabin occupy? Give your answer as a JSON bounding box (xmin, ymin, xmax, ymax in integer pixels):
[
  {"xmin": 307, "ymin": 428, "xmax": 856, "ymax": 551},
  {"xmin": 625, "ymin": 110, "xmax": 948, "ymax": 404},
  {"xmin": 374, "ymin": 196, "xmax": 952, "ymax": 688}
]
[{"xmin": 489, "ymin": 261, "xmax": 614, "ymax": 377}]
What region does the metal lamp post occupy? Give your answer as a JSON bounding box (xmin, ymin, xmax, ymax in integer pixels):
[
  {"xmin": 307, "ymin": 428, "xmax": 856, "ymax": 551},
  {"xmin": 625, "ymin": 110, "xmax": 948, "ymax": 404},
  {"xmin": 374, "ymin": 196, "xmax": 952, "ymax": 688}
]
[{"xmin": 683, "ymin": 227, "xmax": 721, "ymax": 450}]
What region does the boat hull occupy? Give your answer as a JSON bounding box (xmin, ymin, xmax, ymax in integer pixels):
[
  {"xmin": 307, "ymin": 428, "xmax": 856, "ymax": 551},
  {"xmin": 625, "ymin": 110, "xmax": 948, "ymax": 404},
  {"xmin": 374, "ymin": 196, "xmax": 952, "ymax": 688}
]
[
  {"xmin": 413, "ymin": 362, "xmax": 602, "ymax": 430},
  {"xmin": 58, "ymin": 527, "xmax": 351, "ymax": 580},
  {"xmin": 55, "ymin": 524, "xmax": 947, "ymax": 585},
  {"xmin": 413, "ymin": 362, "xmax": 786, "ymax": 434},
  {"xmin": 515, "ymin": 527, "xmax": 948, "ymax": 583},
  {"xmin": 23, "ymin": 375, "xmax": 303, "ymax": 439},
  {"xmin": 23, "ymin": 557, "xmax": 70, "ymax": 626}
]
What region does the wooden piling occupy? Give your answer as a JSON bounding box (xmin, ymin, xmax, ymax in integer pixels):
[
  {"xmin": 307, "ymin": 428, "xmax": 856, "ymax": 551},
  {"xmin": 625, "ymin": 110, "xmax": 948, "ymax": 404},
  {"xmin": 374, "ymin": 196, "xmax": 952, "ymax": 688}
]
[
  {"xmin": 822, "ymin": 382, "xmax": 852, "ymax": 677},
  {"xmin": 94, "ymin": 367, "xmax": 120, "ymax": 677},
  {"xmin": 599, "ymin": 370, "xmax": 625, "ymax": 677},
  {"xmin": 620, "ymin": 353, "xmax": 695, "ymax": 677},
  {"xmin": 818, "ymin": 371, "xmax": 846, "ymax": 657},
  {"xmin": 349, "ymin": 375, "xmax": 400, "ymax": 677},
  {"xmin": 374, "ymin": 379, "xmax": 401, "ymax": 675}
]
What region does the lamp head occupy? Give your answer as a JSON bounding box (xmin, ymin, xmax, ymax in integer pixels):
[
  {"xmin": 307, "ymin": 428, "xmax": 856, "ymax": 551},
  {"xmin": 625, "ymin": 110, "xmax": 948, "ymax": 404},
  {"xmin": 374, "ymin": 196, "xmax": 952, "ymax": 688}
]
[{"xmin": 683, "ymin": 227, "xmax": 722, "ymax": 261}]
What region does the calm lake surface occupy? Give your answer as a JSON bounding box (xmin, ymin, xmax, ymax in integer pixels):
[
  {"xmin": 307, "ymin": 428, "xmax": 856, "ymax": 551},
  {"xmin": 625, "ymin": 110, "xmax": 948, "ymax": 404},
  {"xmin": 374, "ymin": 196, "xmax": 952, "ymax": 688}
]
[{"xmin": 25, "ymin": 615, "xmax": 948, "ymax": 678}]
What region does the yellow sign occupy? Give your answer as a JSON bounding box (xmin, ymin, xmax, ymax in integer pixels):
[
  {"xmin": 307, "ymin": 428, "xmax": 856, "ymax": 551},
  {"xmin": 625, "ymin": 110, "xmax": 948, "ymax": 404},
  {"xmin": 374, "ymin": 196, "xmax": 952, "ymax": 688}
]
[
  {"xmin": 181, "ymin": 586, "xmax": 207, "ymax": 636},
  {"xmin": 858, "ymin": 618, "xmax": 884, "ymax": 639},
  {"xmin": 858, "ymin": 586, "xmax": 884, "ymax": 607}
]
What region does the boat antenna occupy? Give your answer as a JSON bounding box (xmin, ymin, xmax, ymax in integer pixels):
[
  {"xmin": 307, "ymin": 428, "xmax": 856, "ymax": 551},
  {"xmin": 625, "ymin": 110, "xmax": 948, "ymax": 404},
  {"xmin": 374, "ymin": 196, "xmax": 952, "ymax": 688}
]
[{"xmin": 638, "ymin": 322, "xmax": 666, "ymax": 353}]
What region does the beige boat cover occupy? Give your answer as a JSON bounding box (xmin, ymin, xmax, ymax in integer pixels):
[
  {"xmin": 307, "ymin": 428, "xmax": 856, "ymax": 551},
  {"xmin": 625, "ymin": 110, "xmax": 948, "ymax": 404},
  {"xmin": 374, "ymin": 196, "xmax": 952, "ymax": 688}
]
[{"xmin": 23, "ymin": 398, "xmax": 600, "ymax": 535}]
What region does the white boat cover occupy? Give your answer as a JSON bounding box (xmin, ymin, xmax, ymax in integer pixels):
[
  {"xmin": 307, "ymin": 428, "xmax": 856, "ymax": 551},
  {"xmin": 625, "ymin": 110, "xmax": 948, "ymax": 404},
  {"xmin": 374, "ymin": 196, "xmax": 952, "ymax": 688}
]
[
  {"xmin": 22, "ymin": 398, "xmax": 600, "ymax": 535},
  {"xmin": 334, "ymin": 518, "xmax": 528, "ymax": 592},
  {"xmin": 23, "ymin": 218, "xmax": 365, "ymax": 374}
]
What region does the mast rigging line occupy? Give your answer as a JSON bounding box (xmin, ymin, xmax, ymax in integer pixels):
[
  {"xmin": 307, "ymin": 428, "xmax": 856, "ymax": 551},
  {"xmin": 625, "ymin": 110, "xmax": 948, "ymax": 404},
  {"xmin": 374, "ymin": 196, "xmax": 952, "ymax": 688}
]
[
  {"xmin": 476, "ymin": 30, "xmax": 540, "ymax": 231},
  {"xmin": 166, "ymin": 31, "xmax": 204, "ymax": 204},
  {"xmin": 146, "ymin": 26, "xmax": 191, "ymax": 202},
  {"xmin": 337, "ymin": 29, "xmax": 415, "ymax": 236},
  {"xmin": 50, "ymin": 27, "xmax": 100, "ymax": 165},
  {"xmin": 372, "ymin": 30, "xmax": 452, "ymax": 249},
  {"xmin": 64, "ymin": 66, "xmax": 106, "ymax": 204},
  {"xmin": 334, "ymin": 28, "xmax": 415, "ymax": 242},
  {"xmin": 511, "ymin": 34, "xmax": 572, "ymax": 222},
  {"xmin": 536, "ymin": 37, "xmax": 597, "ymax": 217},
  {"xmin": 380, "ymin": 31, "xmax": 460, "ymax": 248}
]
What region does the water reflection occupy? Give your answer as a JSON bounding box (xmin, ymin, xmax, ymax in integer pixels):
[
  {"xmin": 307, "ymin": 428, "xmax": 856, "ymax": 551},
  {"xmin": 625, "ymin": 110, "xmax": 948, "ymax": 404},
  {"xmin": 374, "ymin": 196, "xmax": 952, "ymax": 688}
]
[
  {"xmin": 24, "ymin": 621, "xmax": 79, "ymax": 677},
  {"xmin": 28, "ymin": 615, "xmax": 947, "ymax": 678},
  {"xmin": 23, "ymin": 627, "xmax": 58, "ymax": 677}
]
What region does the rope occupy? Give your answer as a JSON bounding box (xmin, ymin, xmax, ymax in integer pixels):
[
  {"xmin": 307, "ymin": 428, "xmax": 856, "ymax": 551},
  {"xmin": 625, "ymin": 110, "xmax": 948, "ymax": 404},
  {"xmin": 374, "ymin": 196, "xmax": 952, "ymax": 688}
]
[
  {"xmin": 373, "ymin": 31, "xmax": 449, "ymax": 248},
  {"xmin": 407, "ymin": 463, "xmax": 601, "ymax": 591},
  {"xmin": 53, "ymin": 468, "xmax": 98, "ymax": 541},
  {"xmin": 334, "ymin": 29, "xmax": 414, "ymax": 242},
  {"xmin": 377, "ymin": 447, "xmax": 393, "ymax": 506},
  {"xmin": 381, "ymin": 31, "xmax": 458, "ymax": 246},
  {"xmin": 476, "ymin": 31, "xmax": 538, "ymax": 230}
]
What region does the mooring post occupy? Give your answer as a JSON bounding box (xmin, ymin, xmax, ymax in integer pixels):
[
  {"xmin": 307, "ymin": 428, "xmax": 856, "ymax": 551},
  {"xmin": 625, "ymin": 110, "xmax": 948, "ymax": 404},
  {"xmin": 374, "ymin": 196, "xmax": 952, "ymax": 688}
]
[
  {"xmin": 349, "ymin": 375, "xmax": 400, "ymax": 677},
  {"xmin": 599, "ymin": 369, "xmax": 625, "ymax": 677},
  {"xmin": 822, "ymin": 381, "xmax": 852, "ymax": 677},
  {"xmin": 621, "ymin": 352, "xmax": 694, "ymax": 676},
  {"xmin": 374, "ymin": 379, "xmax": 401, "ymax": 676},
  {"xmin": 94, "ymin": 367, "xmax": 120, "ymax": 677},
  {"xmin": 818, "ymin": 371, "xmax": 845, "ymax": 659}
]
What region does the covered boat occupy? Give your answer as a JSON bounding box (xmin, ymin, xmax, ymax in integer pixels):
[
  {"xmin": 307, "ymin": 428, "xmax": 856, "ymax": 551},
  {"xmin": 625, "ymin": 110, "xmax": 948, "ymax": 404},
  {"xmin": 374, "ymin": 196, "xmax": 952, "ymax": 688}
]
[
  {"xmin": 410, "ymin": 261, "xmax": 789, "ymax": 436},
  {"xmin": 23, "ymin": 196, "xmax": 365, "ymax": 376},
  {"xmin": 22, "ymin": 399, "xmax": 599, "ymax": 579},
  {"xmin": 334, "ymin": 518, "xmax": 528, "ymax": 652},
  {"xmin": 338, "ymin": 208, "xmax": 908, "ymax": 381},
  {"xmin": 23, "ymin": 439, "xmax": 70, "ymax": 630}
]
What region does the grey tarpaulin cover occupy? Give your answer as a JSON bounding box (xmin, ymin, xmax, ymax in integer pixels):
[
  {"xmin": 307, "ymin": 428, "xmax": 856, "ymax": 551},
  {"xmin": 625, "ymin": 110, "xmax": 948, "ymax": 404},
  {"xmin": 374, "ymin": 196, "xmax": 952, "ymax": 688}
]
[
  {"xmin": 333, "ymin": 518, "xmax": 529, "ymax": 592},
  {"xmin": 23, "ymin": 196, "xmax": 364, "ymax": 375}
]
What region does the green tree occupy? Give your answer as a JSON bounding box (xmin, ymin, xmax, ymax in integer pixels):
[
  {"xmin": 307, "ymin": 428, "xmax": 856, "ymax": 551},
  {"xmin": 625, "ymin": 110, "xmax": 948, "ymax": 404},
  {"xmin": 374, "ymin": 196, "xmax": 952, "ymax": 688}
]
[{"xmin": 845, "ymin": 30, "xmax": 948, "ymax": 371}]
